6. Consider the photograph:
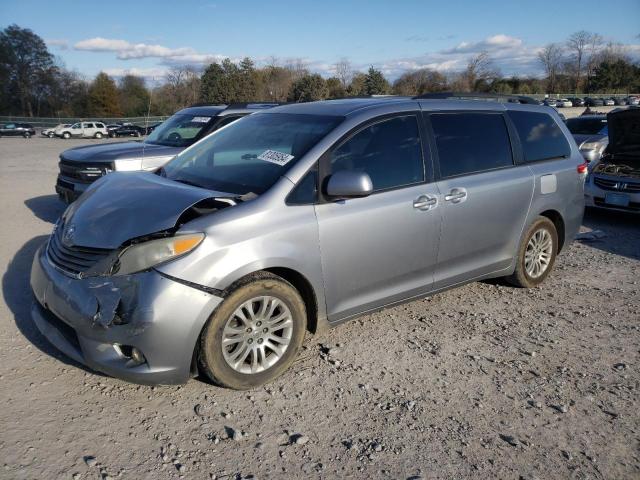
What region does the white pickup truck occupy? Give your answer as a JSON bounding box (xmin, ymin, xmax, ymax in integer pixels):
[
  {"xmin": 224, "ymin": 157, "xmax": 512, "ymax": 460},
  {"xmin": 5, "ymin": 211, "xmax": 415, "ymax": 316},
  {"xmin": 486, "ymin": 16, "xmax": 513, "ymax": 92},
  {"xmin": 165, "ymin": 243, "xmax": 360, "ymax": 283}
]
[{"xmin": 57, "ymin": 122, "xmax": 109, "ymax": 139}]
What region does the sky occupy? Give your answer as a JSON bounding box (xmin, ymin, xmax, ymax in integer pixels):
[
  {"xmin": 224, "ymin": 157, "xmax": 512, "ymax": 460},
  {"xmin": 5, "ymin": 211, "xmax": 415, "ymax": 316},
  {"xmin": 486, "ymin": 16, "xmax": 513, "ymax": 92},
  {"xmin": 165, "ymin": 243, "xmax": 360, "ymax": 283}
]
[{"xmin": 3, "ymin": 0, "xmax": 640, "ymax": 81}]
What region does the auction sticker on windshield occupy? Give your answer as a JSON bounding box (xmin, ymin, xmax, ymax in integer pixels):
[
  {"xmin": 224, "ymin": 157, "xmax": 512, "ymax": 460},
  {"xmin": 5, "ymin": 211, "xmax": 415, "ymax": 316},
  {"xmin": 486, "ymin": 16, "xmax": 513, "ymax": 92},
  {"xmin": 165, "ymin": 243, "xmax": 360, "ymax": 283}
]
[
  {"xmin": 191, "ymin": 116, "xmax": 211, "ymax": 123},
  {"xmin": 257, "ymin": 150, "xmax": 295, "ymax": 166}
]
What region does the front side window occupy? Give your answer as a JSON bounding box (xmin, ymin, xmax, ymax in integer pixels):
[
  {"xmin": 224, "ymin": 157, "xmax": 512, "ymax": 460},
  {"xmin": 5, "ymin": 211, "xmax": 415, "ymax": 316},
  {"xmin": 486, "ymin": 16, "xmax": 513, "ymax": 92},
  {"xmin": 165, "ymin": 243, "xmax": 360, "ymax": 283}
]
[
  {"xmin": 330, "ymin": 115, "xmax": 424, "ymax": 191},
  {"xmin": 146, "ymin": 111, "xmax": 222, "ymax": 147},
  {"xmin": 163, "ymin": 113, "xmax": 342, "ymax": 195},
  {"xmin": 508, "ymin": 111, "xmax": 571, "ymax": 162},
  {"xmin": 430, "ymin": 113, "xmax": 513, "ymax": 178},
  {"xmin": 71, "ymin": 123, "xmax": 80, "ymax": 129}
]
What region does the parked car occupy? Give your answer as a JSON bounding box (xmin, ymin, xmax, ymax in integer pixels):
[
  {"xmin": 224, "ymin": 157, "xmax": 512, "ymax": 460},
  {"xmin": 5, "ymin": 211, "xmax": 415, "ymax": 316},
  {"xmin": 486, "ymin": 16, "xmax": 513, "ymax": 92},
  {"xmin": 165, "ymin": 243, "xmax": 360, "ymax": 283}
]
[
  {"xmin": 543, "ymin": 98, "xmax": 557, "ymax": 108},
  {"xmin": 556, "ymin": 98, "xmax": 573, "ymax": 108},
  {"xmin": 57, "ymin": 122, "xmax": 109, "ymax": 139},
  {"xmin": 141, "ymin": 122, "xmax": 161, "ymax": 135},
  {"xmin": 565, "ymin": 115, "xmax": 608, "ymax": 163},
  {"xmin": 55, "ymin": 103, "xmax": 279, "ymax": 202},
  {"xmin": 32, "ymin": 97, "xmax": 585, "ymax": 388},
  {"xmin": 568, "ymin": 97, "xmax": 585, "ymax": 107},
  {"xmin": 627, "ymin": 96, "xmax": 639, "ymax": 106},
  {"xmin": 585, "ymin": 97, "xmax": 605, "ymax": 107},
  {"xmin": 603, "ymin": 98, "xmax": 615, "ymax": 106},
  {"xmin": 584, "ymin": 108, "xmax": 640, "ymax": 212},
  {"xmin": 612, "ymin": 97, "xmax": 628, "ymax": 106},
  {"xmin": 109, "ymin": 124, "xmax": 145, "ymax": 138},
  {"xmin": 42, "ymin": 124, "xmax": 71, "ymax": 138},
  {"xmin": 0, "ymin": 122, "xmax": 36, "ymax": 138}
]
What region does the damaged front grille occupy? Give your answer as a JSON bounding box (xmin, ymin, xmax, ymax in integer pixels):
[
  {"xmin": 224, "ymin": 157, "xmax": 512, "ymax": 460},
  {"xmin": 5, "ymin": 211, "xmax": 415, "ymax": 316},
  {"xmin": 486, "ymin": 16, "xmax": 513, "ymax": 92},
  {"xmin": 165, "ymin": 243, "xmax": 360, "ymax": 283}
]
[
  {"xmin": 47, "ymin": 226, "xmax": 113, "ymax": 276},
  {"xmin": 58, "ymin": 159, "xmax": 114, "ymax": 183}
]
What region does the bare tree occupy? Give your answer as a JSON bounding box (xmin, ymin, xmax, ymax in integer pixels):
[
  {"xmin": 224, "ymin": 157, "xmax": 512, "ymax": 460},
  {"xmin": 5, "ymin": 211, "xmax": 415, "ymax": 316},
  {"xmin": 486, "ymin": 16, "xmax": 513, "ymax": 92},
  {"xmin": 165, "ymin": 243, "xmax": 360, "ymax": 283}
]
[
  {"xmin": 537, "ymin": 43, "xmax": 564, "ymax": 93},
  {"xmin": 164, "ymin": 65, "xmax": 201, "ymax": 110},
  {"xmin": 566, "ymin": 30, "xmax": 591, "ymax": 91},
  {"xmin": 457, "ymin": 51, "xmax": 499, "ymax": 91},
  {"xmin": 334, "ymin": 58, "xmax": 353, "ymax": 88},
  {"xmin": 585, "ymin": 33, "xmax": 603, "ymax": 88}
]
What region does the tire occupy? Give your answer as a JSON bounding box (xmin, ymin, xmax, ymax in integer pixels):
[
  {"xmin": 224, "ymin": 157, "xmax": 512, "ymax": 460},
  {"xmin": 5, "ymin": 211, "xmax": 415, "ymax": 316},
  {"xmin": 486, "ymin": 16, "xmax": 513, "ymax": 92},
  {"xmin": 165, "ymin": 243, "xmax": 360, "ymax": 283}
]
[
  {"xmin": 198, "ymin": 272, "xmax": 307, "ymax": 390},
  {"xmin": 23, "ymin": 132, "xmax": 31, "ymax": 138},
  {"xmin": 48, "ymin": 132, "xmax": 54, "ymax": 138},
  {"xmin": 95, "ymin": 132, "xmax": 103, "ymax": 139},
  {"xmin": 62, "ymin": 132, "xmax": 71, "ymax": 139},
  {"xmin": 506, "ymin": 216, "xmax": 558, "ymax": 288}
]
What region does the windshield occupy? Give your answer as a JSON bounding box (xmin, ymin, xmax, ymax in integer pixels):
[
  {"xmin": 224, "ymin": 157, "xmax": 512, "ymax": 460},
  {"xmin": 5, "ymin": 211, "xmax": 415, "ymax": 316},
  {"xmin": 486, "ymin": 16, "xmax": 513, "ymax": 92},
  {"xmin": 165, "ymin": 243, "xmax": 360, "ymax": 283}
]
[
  {"xmin": 145, "ymin": 112, "xmax": 219, "ymax": 147},
  {"xmin": 566, "ymin": 117, "xmax": 607, "ymax": 135},
  {"xmin": 163, "ymin": 113, "xmax": 343, "ymax": 195}
]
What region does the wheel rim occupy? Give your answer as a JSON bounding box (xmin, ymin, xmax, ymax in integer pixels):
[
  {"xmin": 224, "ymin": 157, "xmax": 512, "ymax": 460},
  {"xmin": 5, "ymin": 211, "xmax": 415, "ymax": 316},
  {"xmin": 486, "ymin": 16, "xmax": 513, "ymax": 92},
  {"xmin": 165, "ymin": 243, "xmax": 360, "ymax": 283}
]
[
  {"xmin": 524, "ymin": 228, "xmax": 553, "ymax": 279},
  {"xmin": 221, "ymin": 296, "xmax": 293, "ymax": 374}
]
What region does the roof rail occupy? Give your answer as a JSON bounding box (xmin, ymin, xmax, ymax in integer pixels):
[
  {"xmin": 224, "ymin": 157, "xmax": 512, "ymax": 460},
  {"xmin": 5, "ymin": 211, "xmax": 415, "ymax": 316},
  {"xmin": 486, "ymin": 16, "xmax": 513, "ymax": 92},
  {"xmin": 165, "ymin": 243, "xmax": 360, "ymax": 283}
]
[
  {"xmin": 224, "ymin": 102, "xmax": 284, "ymax": 109},
  {"xmin": 414, "ymin": 92, "xmax": 539, "ymax": 105},
  {"xmin": 187, "ymin": 102, "xmax": 227, "ymax": 108}
]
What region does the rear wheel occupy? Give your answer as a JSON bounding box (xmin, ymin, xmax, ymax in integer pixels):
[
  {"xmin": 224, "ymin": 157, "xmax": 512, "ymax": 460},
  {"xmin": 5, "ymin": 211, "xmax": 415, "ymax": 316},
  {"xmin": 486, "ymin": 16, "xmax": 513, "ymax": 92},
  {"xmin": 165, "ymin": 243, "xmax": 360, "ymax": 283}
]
[
  {"xmin": 23, "ymin": 132, "xmax": 31, "ymax": 138},
  {"xmin": 198, "ymin": 272, "xmax": 307, "ymax": 390},
  {"xmin": 95, "ymin": 132, "xmax": 103, "ymax": 139},
  {"xmin": 506, "ymin": 216, "xmax": 558, "ymax": 288}
]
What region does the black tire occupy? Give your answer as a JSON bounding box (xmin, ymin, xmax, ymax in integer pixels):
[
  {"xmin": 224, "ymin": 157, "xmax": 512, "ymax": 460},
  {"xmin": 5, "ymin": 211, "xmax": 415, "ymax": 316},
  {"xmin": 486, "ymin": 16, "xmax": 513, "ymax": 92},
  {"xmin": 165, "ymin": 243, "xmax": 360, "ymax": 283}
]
[
  {"xmin": 48, "ymin": 132, "xmax": 54, "ymax": 138},
  {"xmin": 506, "ymin": 216, "xmax": 558, "ymax": 288},
  {"xmin": 198, "ymin": 272, "xmax": 307, "ymax": 390},
  {"xmin": 23, "ymin": 132, "xmax": 31, "ymax": 138}
]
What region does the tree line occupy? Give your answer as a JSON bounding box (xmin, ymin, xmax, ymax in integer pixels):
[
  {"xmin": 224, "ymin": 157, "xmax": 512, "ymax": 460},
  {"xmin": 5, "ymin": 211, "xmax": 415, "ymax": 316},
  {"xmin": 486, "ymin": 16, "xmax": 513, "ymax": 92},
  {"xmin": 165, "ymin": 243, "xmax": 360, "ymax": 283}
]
[{"xmin": 1, "ymin": 24, "xmax": 639, "ymax": 118}]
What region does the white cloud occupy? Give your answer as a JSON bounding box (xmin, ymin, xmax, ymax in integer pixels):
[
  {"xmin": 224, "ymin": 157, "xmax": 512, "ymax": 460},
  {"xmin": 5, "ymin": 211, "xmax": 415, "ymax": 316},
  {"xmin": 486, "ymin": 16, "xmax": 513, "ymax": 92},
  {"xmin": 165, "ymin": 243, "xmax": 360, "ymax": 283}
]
[
  {"xmin": 442, "ymin": 34, "xmax": 523, "ymax": 54},
  {"xmin": 73, "ymin": 37, "xmax": 225, "ymax": 64},
  {"xmin": 102, "ymin": 67, "xmax": 169, "ymax": 79}
]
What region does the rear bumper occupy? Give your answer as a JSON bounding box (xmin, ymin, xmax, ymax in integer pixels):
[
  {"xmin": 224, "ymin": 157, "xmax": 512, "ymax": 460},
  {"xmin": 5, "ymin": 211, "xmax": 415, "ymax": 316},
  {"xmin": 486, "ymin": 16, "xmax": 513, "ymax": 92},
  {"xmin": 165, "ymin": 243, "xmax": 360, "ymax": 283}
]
[{"xmin": 30, "ymin": 243, "xmax": 223, "ymax": 384}]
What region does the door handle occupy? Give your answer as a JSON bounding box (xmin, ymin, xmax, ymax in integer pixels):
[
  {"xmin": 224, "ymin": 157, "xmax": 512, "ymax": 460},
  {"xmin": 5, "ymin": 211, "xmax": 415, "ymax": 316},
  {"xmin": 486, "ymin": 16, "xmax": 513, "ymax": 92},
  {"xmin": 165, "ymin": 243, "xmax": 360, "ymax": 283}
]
[
  {"xmin": 413, "ymin": 194, "xmax": 438, "ymax": 211},
  {"xmin": 444, "ymin": 188, "xmax": 467, "ymax": 204}
]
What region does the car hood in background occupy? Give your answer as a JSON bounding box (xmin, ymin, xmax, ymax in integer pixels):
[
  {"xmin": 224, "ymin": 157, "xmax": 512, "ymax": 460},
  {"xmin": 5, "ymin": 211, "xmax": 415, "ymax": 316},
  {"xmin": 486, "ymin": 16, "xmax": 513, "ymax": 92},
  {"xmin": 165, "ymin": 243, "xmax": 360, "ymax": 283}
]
[
  {"xmin": 606, "ymin": 108, "xmax": 640, "ymax": 155},
  {"xmin": 63, "ymin": 172, "xmax": 229, "ymax": 249},
  {"xmin": 572, "ymin": 133, "xmax": 607, "ymax": 148},
  {"xmin": 60, "ymin": 141, "xmax": 183, "ymax": 163}
]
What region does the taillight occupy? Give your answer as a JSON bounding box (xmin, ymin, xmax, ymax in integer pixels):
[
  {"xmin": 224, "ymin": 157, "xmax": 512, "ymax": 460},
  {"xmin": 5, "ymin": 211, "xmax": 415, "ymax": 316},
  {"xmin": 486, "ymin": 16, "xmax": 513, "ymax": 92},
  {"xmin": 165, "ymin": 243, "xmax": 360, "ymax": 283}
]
[{"xmin": 577, "ymin": 162, "xmax": 588, "ymax": 174}]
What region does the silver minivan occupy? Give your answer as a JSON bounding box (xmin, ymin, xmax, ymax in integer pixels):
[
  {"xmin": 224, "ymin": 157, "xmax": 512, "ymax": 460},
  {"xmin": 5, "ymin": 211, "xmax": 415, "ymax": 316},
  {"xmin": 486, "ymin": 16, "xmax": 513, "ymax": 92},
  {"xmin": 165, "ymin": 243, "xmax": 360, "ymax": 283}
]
[{"xmin": 31, "ymin": 97, "xmax": 585, "ymax": 389}]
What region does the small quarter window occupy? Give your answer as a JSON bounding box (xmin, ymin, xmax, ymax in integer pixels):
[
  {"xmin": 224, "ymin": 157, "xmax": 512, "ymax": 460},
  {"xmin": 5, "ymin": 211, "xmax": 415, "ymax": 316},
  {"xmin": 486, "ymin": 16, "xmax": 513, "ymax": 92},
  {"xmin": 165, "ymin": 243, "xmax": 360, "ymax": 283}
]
[{"xmin": 508, "ymin": 111, "xmax": 571, "ymax": 162}]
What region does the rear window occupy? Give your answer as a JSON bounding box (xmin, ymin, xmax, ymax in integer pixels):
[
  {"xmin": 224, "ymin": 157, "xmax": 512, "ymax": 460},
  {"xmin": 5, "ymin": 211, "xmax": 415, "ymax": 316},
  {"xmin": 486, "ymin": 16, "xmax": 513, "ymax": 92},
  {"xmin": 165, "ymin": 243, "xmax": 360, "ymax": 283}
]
[
  {"xmin": 509, "ymin": 111, "xmax": 571, "ymax": 162},
  {"xmin": 565, "ymin": 117, "xmax": 607, "ymax": 135},
  {"xmin": 430, "ymin": 113, "xmax": 513, "ymax": 178}
]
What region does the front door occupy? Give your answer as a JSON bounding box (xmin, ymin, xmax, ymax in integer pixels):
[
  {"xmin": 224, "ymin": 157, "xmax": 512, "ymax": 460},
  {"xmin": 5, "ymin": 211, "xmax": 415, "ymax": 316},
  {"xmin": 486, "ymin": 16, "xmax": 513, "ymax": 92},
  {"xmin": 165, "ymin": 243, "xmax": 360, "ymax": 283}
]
[{"xmin": 315, "ymin": 114, "xmax": 442, "ymax": 322}]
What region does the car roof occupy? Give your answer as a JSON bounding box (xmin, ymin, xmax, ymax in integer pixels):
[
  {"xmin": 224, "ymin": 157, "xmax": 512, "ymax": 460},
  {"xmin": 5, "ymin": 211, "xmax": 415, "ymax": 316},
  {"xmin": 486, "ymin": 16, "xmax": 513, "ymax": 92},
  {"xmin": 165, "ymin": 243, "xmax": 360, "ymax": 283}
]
[
  {"xmin": 567, "ymin": 115, "xmax": 607, "ymax": 121},
  {"xmin": 264, "ymin": 96, "xmax": 556, "ymax": 118}
]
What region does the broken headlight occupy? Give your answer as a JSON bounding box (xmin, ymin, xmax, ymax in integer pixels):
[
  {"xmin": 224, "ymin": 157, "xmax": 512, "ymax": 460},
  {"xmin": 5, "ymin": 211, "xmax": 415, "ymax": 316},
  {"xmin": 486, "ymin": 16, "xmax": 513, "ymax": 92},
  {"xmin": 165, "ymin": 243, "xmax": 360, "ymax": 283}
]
[{"xmin": 114, "ymin": 233, "xmax": 204, "ymax": 275}]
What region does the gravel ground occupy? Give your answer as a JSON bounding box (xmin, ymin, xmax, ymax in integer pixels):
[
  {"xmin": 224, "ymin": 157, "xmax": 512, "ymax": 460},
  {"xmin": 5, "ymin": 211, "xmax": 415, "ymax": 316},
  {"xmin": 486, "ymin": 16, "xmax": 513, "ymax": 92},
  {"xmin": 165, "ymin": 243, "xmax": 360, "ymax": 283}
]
[{"xmin": 0, "ymin": 136, "xmax": 638, "ymax": 480}]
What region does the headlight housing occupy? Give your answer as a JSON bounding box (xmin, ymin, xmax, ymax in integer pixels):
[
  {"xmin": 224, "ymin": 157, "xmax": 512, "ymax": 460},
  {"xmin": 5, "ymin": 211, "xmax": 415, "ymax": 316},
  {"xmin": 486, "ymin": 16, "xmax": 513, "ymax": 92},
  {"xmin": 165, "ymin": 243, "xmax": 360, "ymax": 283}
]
[{"xmin": 114, "ymin": 233, "xmax": 204, "ymax": 275}]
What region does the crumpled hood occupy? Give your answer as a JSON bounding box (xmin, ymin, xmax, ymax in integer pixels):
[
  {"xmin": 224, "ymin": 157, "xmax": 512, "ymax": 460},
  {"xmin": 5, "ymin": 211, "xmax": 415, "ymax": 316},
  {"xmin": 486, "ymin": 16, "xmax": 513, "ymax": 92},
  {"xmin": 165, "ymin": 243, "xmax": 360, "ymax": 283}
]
[
  {"xmin": 62, "ymin": 172, "xmax": 229, "ymax": 249},
  {"xmin": 607, "ymin": 108, "xmax": 640, "ymax": 155},
  {"xmin": 61, "ymin": 141, "xmax": 182, "ymax": 163}
]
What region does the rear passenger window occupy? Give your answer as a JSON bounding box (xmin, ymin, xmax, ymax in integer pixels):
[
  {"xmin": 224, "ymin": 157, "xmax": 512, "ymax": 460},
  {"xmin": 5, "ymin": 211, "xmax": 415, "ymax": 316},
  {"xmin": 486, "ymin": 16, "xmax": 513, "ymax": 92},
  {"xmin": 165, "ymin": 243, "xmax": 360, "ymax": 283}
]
[
  {"xmin": 508, "ymin": 111, "xmax": 571, "ymax": 162},
  {"xmin": 330, "ymin": 116, "xmax": 424, "ymax": 191},
  {"xmin": 430, "ymin": 113, "xmax": 513, "ymax": 178}
]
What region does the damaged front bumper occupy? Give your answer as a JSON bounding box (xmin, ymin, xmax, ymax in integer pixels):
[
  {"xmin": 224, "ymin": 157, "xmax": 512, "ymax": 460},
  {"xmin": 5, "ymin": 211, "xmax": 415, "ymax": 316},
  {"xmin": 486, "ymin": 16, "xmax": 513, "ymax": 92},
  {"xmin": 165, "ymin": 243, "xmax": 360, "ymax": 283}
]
[{"xmin": 30, "ymin": 243, "xmax": 223, "ymax": 385}]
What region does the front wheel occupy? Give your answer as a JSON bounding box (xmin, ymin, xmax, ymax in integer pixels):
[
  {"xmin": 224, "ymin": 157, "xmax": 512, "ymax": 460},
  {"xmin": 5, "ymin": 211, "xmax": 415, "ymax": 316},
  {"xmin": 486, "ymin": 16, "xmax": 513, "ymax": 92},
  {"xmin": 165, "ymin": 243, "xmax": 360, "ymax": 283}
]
[
  {"xmin": 198, "ymin": 273, "xmax": 307, "ymax": 390},
  {"xmin": 24, "ymin": 132, "xmax": 31, "ymax": 138},
  {"xmin": 95, "ymin": 132, "xmax": 103, "ymax": 139},
  {"xmin": 62, "ymin": 132, "xmax": 71, "ymax": 139},
  {"xmin": 506, "ymin": 216, "xmax": 558, "ymax": 288}
]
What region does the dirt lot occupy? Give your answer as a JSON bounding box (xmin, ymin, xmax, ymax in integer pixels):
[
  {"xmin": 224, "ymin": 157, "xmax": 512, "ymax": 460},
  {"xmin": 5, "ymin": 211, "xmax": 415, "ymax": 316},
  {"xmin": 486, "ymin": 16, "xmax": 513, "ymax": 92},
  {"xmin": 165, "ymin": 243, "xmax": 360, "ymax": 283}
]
[{"xmin": 0, "ymin": 136, "xmax": 638, "ymax": 480}]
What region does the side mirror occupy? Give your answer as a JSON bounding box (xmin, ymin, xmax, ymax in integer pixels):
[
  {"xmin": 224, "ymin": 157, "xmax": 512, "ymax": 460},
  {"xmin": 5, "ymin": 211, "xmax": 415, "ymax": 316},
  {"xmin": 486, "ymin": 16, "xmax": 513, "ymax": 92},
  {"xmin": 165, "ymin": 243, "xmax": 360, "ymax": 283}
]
[{"xmin": 325, "ymin": 170, "xmax": 373, "ymax": 199}]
